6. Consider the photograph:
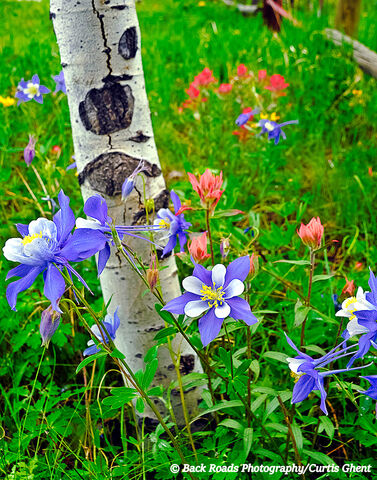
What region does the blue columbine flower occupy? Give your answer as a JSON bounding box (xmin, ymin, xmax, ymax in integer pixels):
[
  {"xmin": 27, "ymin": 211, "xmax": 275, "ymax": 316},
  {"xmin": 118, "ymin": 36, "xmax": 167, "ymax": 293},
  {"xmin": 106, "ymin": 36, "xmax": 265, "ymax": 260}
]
[
  {"xmin": 258, "ymin": 119, "xmax": 298, "ymax": 145},
  {"xmin": 52, "ymin": 71, "xmax": 66, "ymax": 94},
  {"xmin": 361, "ymin": 376, "xmax": 377, "ymax": 400},
  {"xmin": 336, "ymin": 269, "xmax": 377, "ymax": 367},
  {"xmin": 3, "ymin": 190, "xmax": 107, "ymax": 312},
  {"xmin": 83, "ymin": 309, "xmax": 120, "ymax": 356},
  {"xmin": 154, "ymin": 191, "xmax": 191, "ymax": 257},
  {"xmin": 286, "ymin": 334, "xmax": 371, "ymax": 414},
  {"xmin": 235, "ymin": 108, "xmax": 260, "ymax": 127},
  {"xmin": 163, "ymin": 256, "xmax": 258, "ymax": 346},
  {"xmin": 76, "ymin": 194, "xmax": 162, "ymax": 275},
  {"xmin": 15, "ymin": 75, "xmax": 50, "ymax": 105},
  {"xmin": 122, "ymin": 160, "xmax": 146, "ymax": 200}
]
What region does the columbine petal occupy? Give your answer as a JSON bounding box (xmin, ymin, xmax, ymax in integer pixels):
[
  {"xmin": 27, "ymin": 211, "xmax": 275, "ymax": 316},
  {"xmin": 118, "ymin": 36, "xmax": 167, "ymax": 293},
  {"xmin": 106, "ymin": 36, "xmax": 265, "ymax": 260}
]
[
  {"xmin": 98, "ymin": 243, "xmax": 111, "ymax": 276},
  {"xmin": 84, "ymin": 194, "xmax": 111, "ymax": 225},
  {"xmin": 6, "ymin": 266, "xmax": 44, "ymax": 311},
  {"xmin": 192, "ymin": 263, "xmax": 212, "ymax": 285},
  {"xmin": 43, "ymin": 264, "xmax": 65, "ymax": 313},
  {"xmin": 198, "ymin": 308, "xmax": 223, "ymax": 347},
  {"xmin": 214, "ymin": 302, "xmax": 230, "ymax": 319},
  {"xmin": 227, "ymin": 297, "xmax": 258, "ymax": 325},
  {"xmin": 223, "ymin": 256, "xmax": 250, "ymax": 288},
  {"xmin": 53, "ymin": 190, "xmax": 76, "ymax": 244},
  {"xmin": 185, "ymin": 300, "xmax": 210, "ymax": 317},
  {"xmin": 224, "ymin": 279, "xmax": 244, "ymax": 298},
  {"xmin": 163, "ymin": 292, "xmax": 201, "ymax": 315},
  {"xmin": 182, "ymin": 275, "xmax": 204, "ymax": 295},
  {"xmin": 292, "ymin": 375, "xmax": 316, "ymax": 404},
  {"xmin": 170, "ymin": 190, "xmax": 181, "ymax": 214},
  {"xmin": 212, "ymin": 263, "xmax": 226, "ymax": 287}
]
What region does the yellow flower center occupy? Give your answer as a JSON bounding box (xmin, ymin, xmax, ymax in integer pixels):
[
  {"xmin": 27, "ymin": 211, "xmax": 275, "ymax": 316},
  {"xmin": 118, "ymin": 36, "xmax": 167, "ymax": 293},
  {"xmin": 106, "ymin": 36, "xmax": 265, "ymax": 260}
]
[
  {"xmin": 159, "ymin": 219, "xmax": 171, "ymax": 230},
  {"xmin": 25, "ymin": 84, "xmax": 39, "ymax": 97},
  {"xmin": 22, "ymin": 232, "xmax": 43, "ymax": 245},
  {"xmin": 343, "ymin": 296, "xmax": 357, "ymax": 319},
  {"xmin": 290, "ymin": 371, "xmax": 303, "ymax": 382},
  {"xmin": 200, "ymin": 283, "xmax": 225, "ymax": 308}
]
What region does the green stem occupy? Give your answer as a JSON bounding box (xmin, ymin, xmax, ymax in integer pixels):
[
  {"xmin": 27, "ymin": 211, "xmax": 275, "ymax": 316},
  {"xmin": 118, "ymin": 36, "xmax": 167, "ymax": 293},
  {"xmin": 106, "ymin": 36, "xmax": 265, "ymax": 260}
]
[
  {"xmin": 300, "ymin": 250, "xmax": 315, "ymax": 348},
  {"xmin": 206, "ymin": 208, "xmax": 215, "ymax": 266}
]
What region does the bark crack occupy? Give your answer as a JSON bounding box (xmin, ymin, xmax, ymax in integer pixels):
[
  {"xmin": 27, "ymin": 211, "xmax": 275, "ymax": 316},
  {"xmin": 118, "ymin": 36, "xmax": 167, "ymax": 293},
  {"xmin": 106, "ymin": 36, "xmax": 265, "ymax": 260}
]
[{"xmin": 91, "ymin": 0, "xmax": 112, "ymax": 75}]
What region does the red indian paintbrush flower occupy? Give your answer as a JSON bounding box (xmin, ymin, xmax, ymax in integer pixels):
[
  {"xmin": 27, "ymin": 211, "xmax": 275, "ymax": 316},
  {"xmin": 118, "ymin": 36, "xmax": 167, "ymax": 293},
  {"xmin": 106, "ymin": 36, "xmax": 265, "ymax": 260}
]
[
  {"xmin": 218, "ymin": 83, "xmax": 232, "ymax": 94},
  {"xmin": 342, "ymin": 277, "xmax": 356, "ymax": 297},
  {"xmin": 264, "ymin": 74, "xmax": 289, "ymax": 94},
  {"xmin": 188, "ymin": 232, "xmax": 211, "ymax": 264},
  {"xmin": 297, "ymin": 217, "xmax": 324, "ymax": 250},
  {"xmin": 187, "ymin": 169, "xmax": 224, "ymax": 214},
  {"xmin": 237, "ymin": 64, "xmax": 248, "ymax": 77}
]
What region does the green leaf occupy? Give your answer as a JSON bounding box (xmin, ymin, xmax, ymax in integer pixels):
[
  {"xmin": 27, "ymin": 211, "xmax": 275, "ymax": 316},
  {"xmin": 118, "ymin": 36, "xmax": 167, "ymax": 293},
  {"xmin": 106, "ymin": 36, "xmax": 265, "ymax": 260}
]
[
  {"xmin": 191, "ymin": 400, "xmax": 243, "ymax": 422},
  {"xmin": 144, "ymin": 345, "xmax": 158, "ymax": 363},
  {"xmin": 319, "ymin": 416, "xmax": 335, "ymax": 440},
  {"xmin": 291, "ymin": 422, "xmax": 303, "ymax": 451},
  {"xmin": 218, "ymin": 419, "xmax": 244, "ymax": 431},
  {"xmin": 102, "ymin": 387, "xmax": 138, "ymax": 409},
  {"xmin": 243, "ymin": 428, "xmax": 253, "ymax": 456},
  {"xmin": 274, "ymin": 259, "xmax": 311, "ymax": 265},
  {"xmin": 136, "ymin": 397, "xmax": 145, "ymax": 413},
  {"xmin": 154, "ymin": 304, "xmax": 174, "ymax": 325},
  {"xmin": 312, "ymin": 274, "xmax": 334, "ymax": 283},
  {"xmin": 76, "ymin": 351, "xmax": 107, "ymax": 374},
  {"xmin": 154, "ymin": 326, "xmax": 177, "ymax": 341},
  {"xmin": 264, "ymin": 351, "xmax": 288, "ymax": 363},
  {"xmin": 303, "ymin": 449, "xmax": 337, "ymax": 465},
  {"xmin": 235, "ymin": 359, "xmax": 251, "ymax": 377},
  {"xmin": 294, "ymin": 299, "xmax": 310, "ymax": 327},
  {"xmin": 110, "ymin": 348, "xmax": 125, "ymax": 359},
  {"xmin": 143, "ymin": 358, "xmax": 158, "ymax": 389}
]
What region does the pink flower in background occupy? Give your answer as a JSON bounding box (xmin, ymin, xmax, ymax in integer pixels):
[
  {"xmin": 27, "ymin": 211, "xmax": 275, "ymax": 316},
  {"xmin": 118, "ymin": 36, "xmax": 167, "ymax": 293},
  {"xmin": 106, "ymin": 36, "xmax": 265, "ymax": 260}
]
[
  {"xmin": 237, "ymin": 64, "xmax": 248, "ymax": 76},
  {"xmin": 297, "ymin": 217, "xmax": 324, "ymax": 250},
  {"xmin": 218, "ymin": 83, "xmax": 232, "ymax": 94},
  {"xmin": 188, "ymin": 169, "xmax": 224, "ymax": 213},
  {"xmin": 51, "ymin": 145, "xmax": 62, "ymax": 158},
  {"xmin": 265, "ymin": 74, "xmax": 289, "ymax": 93},
  {"xmin": 354, "ymin": 262, "xmax": 363, "ymax": 272},
  {"xmin": 188, "ymin": 232, "xmax": 211, "ymax": 263},
  {"xmin": 342, "ymin": 277, "xmax": 356, "ymax": 297},
  {"xmin": 249, "ymin": 253, "xmax": 259, "ymax": 277},
  {"xmin": 193, "ymin": 67, "xmax": 216, "ymax": 86},
  {"xmin": 186, "ymin": 84, "xmax": 200, "ymax": 98},
  {"xmin": 258, "ymin": 70, "xmax": 267, "ymax": 81}
]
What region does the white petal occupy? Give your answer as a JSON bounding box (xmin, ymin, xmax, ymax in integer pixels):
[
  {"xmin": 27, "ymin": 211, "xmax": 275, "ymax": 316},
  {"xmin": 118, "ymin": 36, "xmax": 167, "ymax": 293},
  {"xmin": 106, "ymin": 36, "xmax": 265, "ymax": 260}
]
[
  {"xmin": 346, "ymin": 318, "xmax": 369, "ymax": 337},
  {"xmin": 182, "ymin": 276, "xmax": 204, "ymax": 295},
  {"xmin": 76, "ymin": 217, "xmax": 102, "ymax": 230},
  {"xmin": 215, "ymin": 302, "xmax": 230, "ymax": 319},
  {"xmin": 3, "ymin": 238, "xmax": 31, "ymax": 264},
  {"xmin": 212, "ymin": 264, "xmax": 226, "ymax": 287},
  {"xmin": 184, "ymin": 300, "xmax": 209, "ymax": 317},
  {"xmin": 224, "ymin": 279, "xmax": 244, "ymax": 298},
  {"xmin": 28, "ymin": 218, "xmax": 57, "ymax": 240},
  {"xmin": 335, "ymin": 310, "xmax": 350, "ymax": 318},
  {"xmin": 287, "ymin": 357, "xmax": 305, "ymax": 374}
]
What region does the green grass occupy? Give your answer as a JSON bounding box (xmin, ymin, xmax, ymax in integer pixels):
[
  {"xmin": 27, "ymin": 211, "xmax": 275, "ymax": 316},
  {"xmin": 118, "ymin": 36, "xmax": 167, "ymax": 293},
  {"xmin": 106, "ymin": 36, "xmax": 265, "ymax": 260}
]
[{"xmin": 1, "ymin": 0, "xmax": 377, "ymax": 478}]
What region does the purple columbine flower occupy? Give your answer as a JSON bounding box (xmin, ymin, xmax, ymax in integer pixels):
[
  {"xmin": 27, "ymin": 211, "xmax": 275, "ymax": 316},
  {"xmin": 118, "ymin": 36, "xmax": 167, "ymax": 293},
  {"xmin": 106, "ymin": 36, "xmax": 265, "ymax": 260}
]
[
  {"xmin": 286, "ymin": 334, "xmax": 372, "ymax": 414},
  {"xmin": 122, "ymin": 160, "xmax": 146, "ymax": 200},
  {"xmin": 40, "ymin": 305, "xmax": 61, "ymax": 347},
  {"xmin": 52, "ymin": 71, "xmax": 66, "ymax": 94},
  {"xmin": 336, "ymin": 269, "xmax": 377, "ymax": 367},
  {"xmin": 258, "ymin": 119, "xmax": 298, "ymax": 145},
  {"xmin": 76, "ymin": 194, "xmax": 162, "ymax": 275},
  {"xmin": 15, "ymin": 74, "xmax": 50, "ymax": 105},
  {"xmin": 3, "ymin": 190, "xmax": 107, "ymax": 312},
  {"xmin": 235, "ymin": 108, "xmax": 260, "ymax": 127},
  {"xmin": 163, "ymin": 256, "xmax": 258, "ymax": 346},
  {"xmin": 24, "ymin": 135, "xmax": 37, "ymax": 166},
  {"xmin": 361, "ymin": 376, "xmax": 377, "ymax": 401},
  {"xmin": 83, "ymin": 308, "xmax": 120, "ymax": 356},
  {"xmin": 154, "ymin": 191, "xmax": 191, "ymax": 257}
]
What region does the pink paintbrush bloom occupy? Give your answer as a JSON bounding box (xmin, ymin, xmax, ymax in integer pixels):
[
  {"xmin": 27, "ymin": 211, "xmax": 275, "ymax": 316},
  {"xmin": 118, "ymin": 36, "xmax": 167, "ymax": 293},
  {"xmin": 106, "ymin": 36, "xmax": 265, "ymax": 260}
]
[
  {"xmin": 186, "ymin": 84, "xmax": 200, "ymax": 98},
  {"xmin": 258, "ymin": 70, "xmax": 267, "ymax": 81},
  {"xmin": 218, "ymin": 83, "xmax": 232, "ymax": 94},
  {"xmin": 187, "ymin": 169, "xmax": 224, "ymax": 214},
  {"xmin": 264, "ymin": 74, "xmax": 289, "ymax": 93},
  {"xmin": 297, "ymin": 217, "xmax": 324, "ymax": 250},
  {"xmin": 237, "ymin": 64, "xmax": 248, "ymax": 77},
  {"xmin": 188, "ymin": 232, "xmax": 211, "ymax": 263},
  {"xmin": 192, "ymin": 67, "xmax": 216, "ymax": 86},
  {"xmin": 342, "ymin": 277, "xmax": 356, "ymax": 297}
]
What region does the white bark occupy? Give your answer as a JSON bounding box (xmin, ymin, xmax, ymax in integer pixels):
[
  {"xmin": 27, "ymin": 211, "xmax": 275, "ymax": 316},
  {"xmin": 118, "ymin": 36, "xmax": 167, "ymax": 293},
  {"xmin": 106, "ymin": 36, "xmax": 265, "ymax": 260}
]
[{"xmin": 50, "ymin": 0, "xmax": 202, "ymax": 423}]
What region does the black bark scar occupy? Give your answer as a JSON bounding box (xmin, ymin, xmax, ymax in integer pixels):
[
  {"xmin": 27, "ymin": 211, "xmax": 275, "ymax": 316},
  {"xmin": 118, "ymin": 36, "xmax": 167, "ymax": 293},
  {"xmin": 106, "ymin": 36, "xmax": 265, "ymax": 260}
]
[
  {"xmin": 79, "ymin": 82, "xmax": 134, "ymax": 135},
  {"xmin": 118, "ymin": 27, "xmax": 138, "ymax": 60},
  {"xmin": 78, "ymin": 151, "xmax": 161, "ymax": 197}
]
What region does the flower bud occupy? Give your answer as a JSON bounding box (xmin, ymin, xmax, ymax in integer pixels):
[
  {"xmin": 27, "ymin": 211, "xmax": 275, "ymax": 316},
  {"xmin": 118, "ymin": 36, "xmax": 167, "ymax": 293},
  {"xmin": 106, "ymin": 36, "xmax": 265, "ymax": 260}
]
[
  {"xmin": 249, "ymin": 253, "xmax": 259, "ymax": 278},
  {"xmin": 341, "ymin": 277, "xmax": 355, "ymax": 297},
  {"xmin": 297, "ymin": 217, "xmax": 324, "ymax": 250},
  {"xmin": 147, "ymin": 254, "xmax": 159, "ymax": 291},
  {"xmin": 220, "ymin": 237, "xmax": 230, "ymax": 259},
  {"xmin": 24, "ymin": 135, "xmax": 37, "ymax": 166},
  {"xmin": 188, "ymin": 232, "xmax": 210, "ymax": 264},
  {"xmin": 40, "ymin": 305, "xmax": 61, "ymax": 347}
]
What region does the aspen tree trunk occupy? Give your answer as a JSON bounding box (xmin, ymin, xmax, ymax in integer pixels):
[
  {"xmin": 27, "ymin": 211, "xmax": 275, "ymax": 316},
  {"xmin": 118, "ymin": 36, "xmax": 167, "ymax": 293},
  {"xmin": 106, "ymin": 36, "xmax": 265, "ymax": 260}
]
[
  {"xmin": 335, "ymin": 0, "xmax": 362, "ymax": 38},
  {"xmin": 50, "ymin": 0, "xmax": 202, "ymax": 425}
]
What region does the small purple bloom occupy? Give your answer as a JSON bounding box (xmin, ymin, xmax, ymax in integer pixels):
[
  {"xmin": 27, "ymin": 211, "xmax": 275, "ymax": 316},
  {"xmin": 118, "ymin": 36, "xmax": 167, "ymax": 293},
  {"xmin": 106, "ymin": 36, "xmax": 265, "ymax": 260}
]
[
  {"xmin": 286, "ymin": 334, "xmax": 371, "ymax": 414},
  {"xmin": 52, "ymin": 70, "xmax": 66, "ymax": 94},
  {"xmin": 76, "ymin": 194, "xmax": 162, "ymax": 275},
  {"xmin": 40, "ymin": 305, "xmax": 61, "ymax": 347},
  {"xmin": 66, "ymin": 162, "xmax": 77, "ymax": 171},
  {"xmin": 258, "ymin": 119, "xmax": 298, "ymax": 145},
  {"xmin": 361, "ymin": 376, "xmax": 377, "ymax": 400},
  {"xmin": 122, "ymin": 160, "xmax": 146, "ymax": 200},
  {"xmin": 83, "ymin": 308, "xmax": 121, "ymax": 356},
  {"xmin": 24, "ymin": 135, "xmax": 37, "ymax": 166},
  {"xmin": 235, "ymin": 108, "xmax": 260, "ymax": 127},
  {"xmin": 163, "ymin": 256, "xmax": 258, "ymax": 346},
  {"xmin": 3, "ymin": 190, "xmax": 107, "ymax": 312},
  {"xmin": 154, "ymin": 191, "xmax": 191, "ymax": 257},
  {"xmin": 15, "ymin": 74, "xmax": 50, "ymax": 105}
]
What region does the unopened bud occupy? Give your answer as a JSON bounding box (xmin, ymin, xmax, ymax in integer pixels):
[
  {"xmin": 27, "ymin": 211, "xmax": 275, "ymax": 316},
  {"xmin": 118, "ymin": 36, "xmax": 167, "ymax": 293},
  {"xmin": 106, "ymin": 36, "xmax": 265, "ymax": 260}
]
[
  {"xmin": 147, "ymin": 254, "xmax": 159, "ymax": 291},
  {"xmin": 40, "ymin": 305, "xmax": 61, "ymax": 347}
]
